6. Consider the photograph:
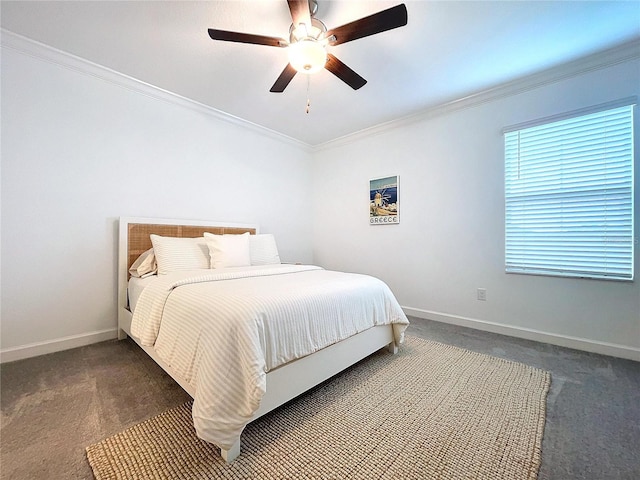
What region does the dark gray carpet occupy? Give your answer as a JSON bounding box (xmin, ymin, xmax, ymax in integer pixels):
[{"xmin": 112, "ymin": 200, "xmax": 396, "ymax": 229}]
[{"xmin": 1, "ymin": 316, "xmax": 639, "ymax": 479}]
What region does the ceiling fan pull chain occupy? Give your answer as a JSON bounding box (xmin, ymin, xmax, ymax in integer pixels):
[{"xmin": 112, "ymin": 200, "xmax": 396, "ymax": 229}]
[{"xmin": 306, "ymin": 75, "xmax": 311, "ymax": 114}]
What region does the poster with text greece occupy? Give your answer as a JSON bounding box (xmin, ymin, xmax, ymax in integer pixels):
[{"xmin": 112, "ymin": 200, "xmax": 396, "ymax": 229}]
[{"xmin": 369, "ymin": 176, "xmax": 399, "ymax": 225}]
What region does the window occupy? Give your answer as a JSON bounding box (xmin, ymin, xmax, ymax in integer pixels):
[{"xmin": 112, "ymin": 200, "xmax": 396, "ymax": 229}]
[{"xmin": 504, "ymin": 100, "xmax": 635, "ymax": 281}]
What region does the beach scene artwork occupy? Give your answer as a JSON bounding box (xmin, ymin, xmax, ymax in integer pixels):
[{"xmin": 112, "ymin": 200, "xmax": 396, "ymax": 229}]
[{"xmin": 370, "ymin": 176, "xmax": 399, "ymax": 224}]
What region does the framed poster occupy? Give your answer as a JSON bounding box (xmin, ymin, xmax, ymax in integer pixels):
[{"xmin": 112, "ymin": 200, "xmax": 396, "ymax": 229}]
[{"xmin": 369, "ymin": 175, "xmax": 399, "ymax": 225}]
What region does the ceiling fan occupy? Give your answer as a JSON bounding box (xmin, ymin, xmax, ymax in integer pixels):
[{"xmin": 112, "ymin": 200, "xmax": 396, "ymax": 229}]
[{"xmin": 207, "ymin": 0, "xmax": 408, "ymax": 93}]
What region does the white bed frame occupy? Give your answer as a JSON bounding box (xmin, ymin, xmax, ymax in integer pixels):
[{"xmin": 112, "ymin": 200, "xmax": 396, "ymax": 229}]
[{"xmin": 117, "ymin": 216, "xmax": 397, "ymax": 462}]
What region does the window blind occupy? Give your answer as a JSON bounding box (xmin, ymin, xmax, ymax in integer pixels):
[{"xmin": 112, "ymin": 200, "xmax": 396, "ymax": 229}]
[{"xmin": 504, "ymin": 103, "xmax": 635, "ymax": 281}]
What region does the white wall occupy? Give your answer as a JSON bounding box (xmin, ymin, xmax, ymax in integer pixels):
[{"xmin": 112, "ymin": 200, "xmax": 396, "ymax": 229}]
[
  {"xmin": 2, "ymin": 35, "xmax": 638, "ymax": 362},
  {"xmin": 312, "ymin": 57, "xmax": 640, "ymax": 360},
  {"xmin": 1, "ymin": 43, "xmax": 314, "ymax": 358}
]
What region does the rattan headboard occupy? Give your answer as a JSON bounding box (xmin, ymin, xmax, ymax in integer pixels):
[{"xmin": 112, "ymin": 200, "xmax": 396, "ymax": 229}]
[
  {"xmin": 118, "ymin": 217, "xmax": 258, "ymax": 330},
  {"xmin": 126, "ymin": 222, "xmax": 257, "ymax": 273}
]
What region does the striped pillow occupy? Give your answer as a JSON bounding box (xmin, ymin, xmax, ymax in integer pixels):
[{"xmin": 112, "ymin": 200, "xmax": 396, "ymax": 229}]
[
  {"xmin": 129, "ymin": 248, "xmax": 157, "ymax": 278},
  {"xmin": 150, "ymin": 235, "xmax": 210, "ymax": 275},
  {"xmin": 249, "ymin": 234, "xmax": 281, "ymax": 265}
]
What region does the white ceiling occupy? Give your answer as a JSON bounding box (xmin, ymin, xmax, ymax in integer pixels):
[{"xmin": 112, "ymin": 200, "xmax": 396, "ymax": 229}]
[{"xmin": 2, "ymin": 1, "xmax": 639, "ymax": 146}]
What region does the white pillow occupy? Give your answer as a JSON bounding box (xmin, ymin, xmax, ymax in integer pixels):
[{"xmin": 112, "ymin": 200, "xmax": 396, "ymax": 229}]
[
  {"xmin": 204, "ymin": 232, "xmax": 251, "ymax": 268},
  {"xmin": 129, "ymin": 248, "xmax": 157, "ymax": 278},
  {"xmin": 249, "ymin": 234, "xmax": 281, "ymax": 265},
  {"xmin": 149, "ymin": 235, "xmax": 210, "ymax": 275}
]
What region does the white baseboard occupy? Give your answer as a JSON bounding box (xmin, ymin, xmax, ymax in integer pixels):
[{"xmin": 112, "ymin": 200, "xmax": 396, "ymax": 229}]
[
  {"xmin": 0, "ymin": 328, "xmax": 118, "ymax": 364},
  {"xmin": 3, "ymin": 311, "xmax": 638, "ymax": 363},
  {"xmin": 403, "ymin": 307, "xmax": 640, "ymax": 362}
]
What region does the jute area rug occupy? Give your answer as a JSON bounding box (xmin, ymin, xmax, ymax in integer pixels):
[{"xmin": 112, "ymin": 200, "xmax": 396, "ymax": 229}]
[{"xmin": 86, "ymin": 336, "xmax": 550, "ymax": 479}]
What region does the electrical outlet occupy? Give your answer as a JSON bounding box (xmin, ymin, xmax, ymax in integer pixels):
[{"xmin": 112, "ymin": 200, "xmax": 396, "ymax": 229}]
[{"xmin": 477, "ymin": 288, "xmax": 487, "ymax": 301}]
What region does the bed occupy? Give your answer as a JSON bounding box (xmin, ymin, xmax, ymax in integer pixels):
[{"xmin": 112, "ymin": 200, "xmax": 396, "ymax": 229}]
[{"xmin": 117, "ymin": 217, "xmax": 409, "ymax": 462}]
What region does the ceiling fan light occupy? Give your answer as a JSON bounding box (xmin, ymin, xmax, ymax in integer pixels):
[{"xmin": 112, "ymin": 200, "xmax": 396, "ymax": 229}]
[{"xmin": 288, "ymin": 40, "xmax": 327, "ymax": 74}]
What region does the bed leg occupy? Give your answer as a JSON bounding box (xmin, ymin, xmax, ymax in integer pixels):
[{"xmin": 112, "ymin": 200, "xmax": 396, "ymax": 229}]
[
  {"xmin": 221, "ymin": 439, "xmax": 241, "ymax": 463},
  {"xmin": 117, "ymin": 329, "xmax": 128, "ymax": 340},
  {"xmin": 387, "ymin": 342, "xmax": 398, "ymax": 355}
]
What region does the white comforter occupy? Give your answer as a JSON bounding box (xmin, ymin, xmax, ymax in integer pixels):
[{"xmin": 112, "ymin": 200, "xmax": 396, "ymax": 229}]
[{"xmin": 131, "ymin": 264, "xmax": 409, "ymax": 450}]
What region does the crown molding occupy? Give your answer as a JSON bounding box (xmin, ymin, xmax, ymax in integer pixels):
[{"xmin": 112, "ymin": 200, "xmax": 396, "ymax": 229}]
[
  {"xmin": 314, "ymin": 38, "xmax": 640, "ymax": 152},
  {"xmin": 0, "ymin": 29, "xmax": 314, "ymax": 153},
  {"xmin": 2, "ymin": 29, "xmax": 638, "ymax": 154}
]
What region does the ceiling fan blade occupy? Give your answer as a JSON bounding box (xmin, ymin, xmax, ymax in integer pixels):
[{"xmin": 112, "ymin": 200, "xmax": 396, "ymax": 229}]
[
  {"xmin": 287, "ymin": 0, "xmax": 312, "ymax": 28},
  {"xmin": 325, "ymin": 54, "xmax": 367, "ymax": 90},
  {"xmin": 270, "ymin": 64, "xmax": 298, "ymax": 92},
  {"xmin": 208, "ymin": 29, "xmax": 285, "ymax": 47},
  {"xmin": 326, "ymin": 4, "xmax": 408, "ymax": 46}
]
